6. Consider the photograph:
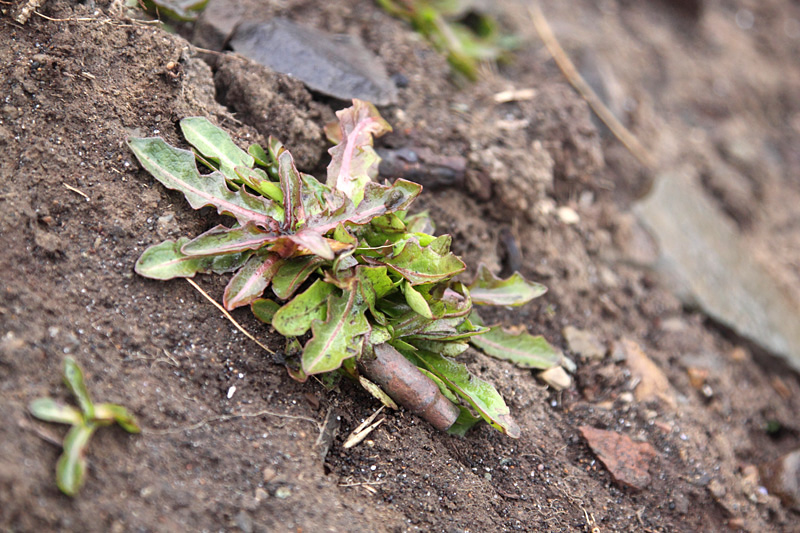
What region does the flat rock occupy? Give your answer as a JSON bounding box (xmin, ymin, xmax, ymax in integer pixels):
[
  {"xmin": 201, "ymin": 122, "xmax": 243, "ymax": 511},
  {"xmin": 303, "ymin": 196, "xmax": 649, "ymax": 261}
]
[
  {"xmin": 563, "ymin": 326, "xmax": 605, "ymax": 360},
  {"xmin": 634, "ymin": 169, "xmax": 800, "ymax": 372},
  {"xmin": 229, "ymin": 18, "xmax": 398, "ymax": 105},
  {"xmin": 579, "ymin": 426, "xmax": 658, "ymax": 490},
  {"xmin": 760, "ymin": 449, "xmax": 800, "ymax": 511},
  {"xmin": 615, "ymin": 338, "xmax": 676, "ymax": 407}
]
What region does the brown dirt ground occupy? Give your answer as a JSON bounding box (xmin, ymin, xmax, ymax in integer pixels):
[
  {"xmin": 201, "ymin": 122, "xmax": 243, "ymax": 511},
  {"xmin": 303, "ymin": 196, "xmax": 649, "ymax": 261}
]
[{"xmin": 2, "ymin": 0, "xmax": 800, "ymax": 531}]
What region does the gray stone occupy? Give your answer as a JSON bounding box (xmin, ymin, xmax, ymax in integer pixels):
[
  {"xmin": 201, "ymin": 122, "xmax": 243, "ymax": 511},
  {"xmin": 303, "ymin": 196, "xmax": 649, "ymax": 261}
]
[
  {"xmin": 634, "ymin": 169, "xmax": 800, "ymax": 372},
  {"xmin": 229, "ymin": 18, "xmax": 398, "ymax": 105}
]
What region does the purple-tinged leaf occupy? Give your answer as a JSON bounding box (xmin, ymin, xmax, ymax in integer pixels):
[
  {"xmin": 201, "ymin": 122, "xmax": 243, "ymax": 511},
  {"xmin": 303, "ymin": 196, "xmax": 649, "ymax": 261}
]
[
  {"xmin": 302, "ymin": 290, "xmax": 370, "ymax": 375},
  {"xmin": 468, "ymin": 264, "xmax": 547, "ymax": 307},
  {"xmin": 181, "ymin": 223, "xmax": 277, "ymax": 256},
  {"xmin": 127, "ymin": 137, "xmax": 279, "ymax": 230},
  {"xmin": 223, "ymin": 252, "xmax": 283, "ymax": 310},
  {"xmin": 279, "ymin": 150, "xmax": 305, "ymax": 229},
  {"xmin": 378, "ymin": 238, "xmax": 466, "ymax": 285},
  {"xmin": 287, "ymin": 230, "xmax": 335, "ymax": 261},
  {"xmin": 272, "ymin": 256, "xmax": 327, "ymax": 300},
  {"xmin": 326, "ymin": 99, "xmax": 392, "ymax": 204},
  {"xmin": 412, "ymin": 350, "xmax": 521, "ymax": 438},
  {"xmin": 469, "ymin": 324, "xmax": 561, "ymax": 370},
  {"xmin": 307, "ymin": 180, "xmax": 422, "ymax": 234}
]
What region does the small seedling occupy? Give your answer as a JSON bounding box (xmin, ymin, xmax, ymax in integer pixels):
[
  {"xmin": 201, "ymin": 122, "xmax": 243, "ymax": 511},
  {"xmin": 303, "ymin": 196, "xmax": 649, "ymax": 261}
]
[
  {"xmin": 29, "ymin": 357, "xmax": 140, "ymax": 496},
  {"xmin": 128, "ymin": 99, "xmax": 561, "ymax": 437},
  {"xmin": 376, "ymin": 0, "xmax": 518, "ymax": 80}
]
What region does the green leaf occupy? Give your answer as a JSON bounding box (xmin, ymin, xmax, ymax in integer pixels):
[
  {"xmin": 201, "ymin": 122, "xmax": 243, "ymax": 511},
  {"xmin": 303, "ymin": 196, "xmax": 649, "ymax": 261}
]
[
  {"xmin": 235, "ymin": 165, "xmax": 284, "ymax": 205},
  {"xmin": 135, "ymin": 238, "xmax": 212, "ymax": 280},
  {"xmin": 272, "ymin": 256, "xmax": 327, "ymax": 300},
  {"xmin": 29, "ymin": 398, "xmax": 83, "ymax": 426},
  {"xmin": 413, "ymin": 351, "xmax": 520, "ymax": 438},
  {"xmin": 403, "ymin": 282, "xmax": 434, "ymax": 319},
  {"xmin": 302, "ymin": 290, "xmax": 370, "ymax": 375},
  {"xmin": 93, "ymin": 403, "xmax": 141, "ymax": 433},
  {"xmin": 251, "ymin": 298, "xmax": 281, "ymax": 323},
  {"xmin": 63, "ymin": 357, "xmax": 94, "ymax": 419},
  {"xmin": 127, "ymin": 137, "xmax": 279, "ymax": 229},
  {"xmin": 470, "ymin": 325, "xmax": 561, "ymax": 369},
  {"xmin": 56, "ymin": 424, "xmax": 96, "ymax": 496},
  {"xmin": 272, "ymin": 280, "xmax": 337, "ymax": 337},
  {"xmin": 223, "ymin": 252, "xmax": 284, "ymax": 310},
  {"xmin": 380, "ymin": 238, "xmax": 466, "ymax": 285},
  {"xmin": 408, "ymin": 338, "xmax": 469, "ymax": 357},
  {"xmin": 181, "ymin": 223, "xmax": 276, "ymax": 256},
  {"xmin": 180, "ymin": 117, "xmax": 254, "ymax": 180},
  {"xmin": 326, "ymin": 99, "xmax": 392, "ymax": 204},
  {"xmin": 468, "ymin": 264, "xmax": 547, "ymax": 307},
  {"xmin": 248, "ymin": 143, "xmax": 271, "ymax": 167},
  {"xmin": 416, "ymin": 368, "xmax": 482, "ymax": 436}
]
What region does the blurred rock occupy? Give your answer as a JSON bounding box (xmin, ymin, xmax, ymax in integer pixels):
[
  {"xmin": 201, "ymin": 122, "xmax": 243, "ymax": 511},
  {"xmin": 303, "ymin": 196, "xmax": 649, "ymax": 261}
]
[
  {"xmin": 537, "ymin": 366, "xmax": 572, "ymax": 391},
  {"xmin": 563, "ymin": 326, "xmax": 606, "ymax": 360},
  {"xmin": 760, "ymin": 449, "xmax": 800, "ymax": 511},
  {"xmin": 229, "ymin": 18, "xmax": 397, "ymax": 105},
  {"xmin": 615, "ymin": 338, "xmax": 675, "ymax": 407},
  {"xmin": 634, "ymin": 169, "xmax": 800, "ymax": 373}
]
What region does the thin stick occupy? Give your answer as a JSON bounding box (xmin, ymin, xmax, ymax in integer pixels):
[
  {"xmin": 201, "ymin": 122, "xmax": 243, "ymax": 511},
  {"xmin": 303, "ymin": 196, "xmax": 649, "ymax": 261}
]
[
  {"xmin": 63, "ymin": 182, "xmax": 89, "ymax": 200},
  {"xmin": 529, "ymin": 4, "xmax": 655, "ymax": 169},
  {"xmin": 145, "ymin": 409, "xmax": 319, "ymax": 435},
  {"xmin": 185, "ymin": 278, "xmax": 274, "ymax": 354}
]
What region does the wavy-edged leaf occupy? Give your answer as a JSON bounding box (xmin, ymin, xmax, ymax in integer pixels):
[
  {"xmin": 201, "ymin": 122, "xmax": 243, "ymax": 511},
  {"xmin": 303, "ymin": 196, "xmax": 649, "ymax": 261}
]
[
  {"xmin": 127, "ymin": 137, "xmax": 278, "ymax": 229},
  {"xmin": 470, "ymin": 325, "xmax": 561, "ymax": 369},
  {"xmin": 273, "ymin": 279, "xmax": 337, "ymax": 337},
  {"xmin": 379, "ymin": 238, "xmax": 466, "ymax": 285},
  {"xmin": 182, "ymin": 223, "xmax": 276, "ymax": 256},
  {"xmin": 93, "ymin": 403, "xmax": 141, "ymax": 433},
  {"xmin": 413, "ymin": 350, "xmax": 520, "ymax": 438},
  {"xmin": 223, "ymin": 252, "xmax": 283, "ymax": 310},
  {"xmin": 251, "ymin": 298, "xmax": 281, "ymax": 323},
  {"xmin": 327, "ymin": 99, "xmax": 392, "ymax": 204},
  {"xmin": 302, "ymin": 290, "xmax": 370, "ymax": 375},
  {"xmin": 180, "ymin": 117, "xmax": 254, "ymax": 179},
  {"xmin": 57, "ymin": 424, "xmax": 96, "ymax": 496},
  {"xmin": 63, "ymin": 357, "xmax": 94, "ymax": 419},
  {"xmin": 29, "ymin": 398, "xmax": 83, "ymax": 425},
  {"xmin": 468, "ymin": 264, "xmax": 547, "ymax": 307},
  {"xmin": 272, "ymin": 256, "xmax": 327, "ymax": 300},
  {"xmin": 416, "ymin": 367, "xmax": 482, "ymax": 437},
  {"xmin": 307, "ymin": 179, "xmax": 422, "ymax": 234}
]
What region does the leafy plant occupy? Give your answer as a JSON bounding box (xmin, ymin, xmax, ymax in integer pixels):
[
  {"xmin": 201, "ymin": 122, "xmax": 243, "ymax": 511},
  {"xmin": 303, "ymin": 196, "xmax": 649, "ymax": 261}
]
[
  {"xmin": 29, "ymin": 357, "xmax": 140, "ymax": 496},
  {"xmin": 128, "ymin": 99, "xmax": 560, "ymax": 437},
  {"xmin": 376, "ymin": 0, "xmax": 518, "ymax": 80}
]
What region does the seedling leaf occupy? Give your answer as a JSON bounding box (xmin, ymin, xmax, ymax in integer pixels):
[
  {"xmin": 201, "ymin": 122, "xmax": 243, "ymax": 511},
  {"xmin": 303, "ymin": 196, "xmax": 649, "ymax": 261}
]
[
  {"xmin": 29, "ymin": 398, "xmax": 83, "ymax": 426},
  {"xmin": 56, "ymin": 424, "xmax": 95, "ymax": 496},
  {"xmin": 94, "ymin": 404, "xmax": 141, "ymax": 433},
  {"xmin": 468, "ymin": 264, "xmax": 547, "ymax": 306},
  {"xmin": 63, "ymin": 357, "xmax": 94, "ymax": 419},
  {"xmin": 223, "ymin": 252, "xmax": 283, "ymax": 310}
]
